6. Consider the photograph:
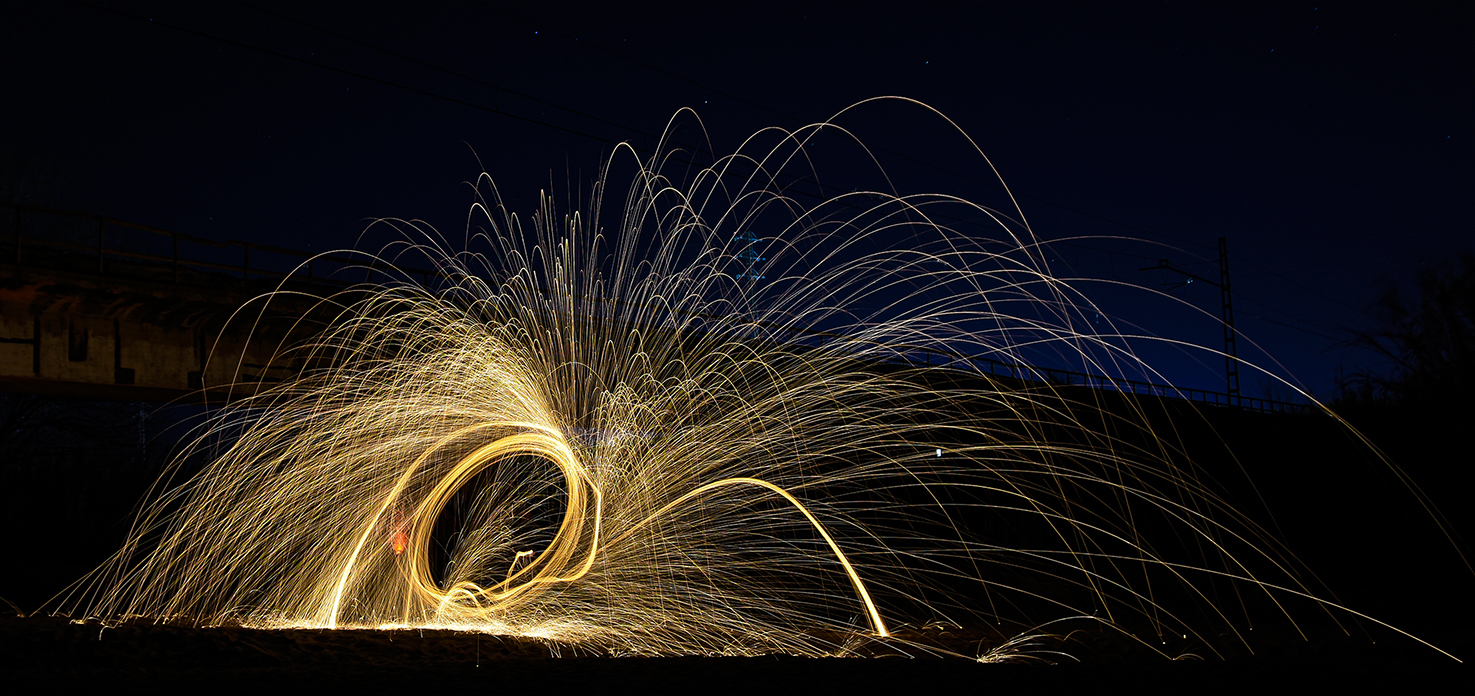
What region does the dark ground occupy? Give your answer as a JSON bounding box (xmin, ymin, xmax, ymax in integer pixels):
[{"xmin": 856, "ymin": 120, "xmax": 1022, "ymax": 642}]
[
  {"xmin": 0, "ymin": 614, "xmax": 1467, "ymax": 694},
  {"xmin": 2, "ymin": 388, "xmax": 1472, "ymax": 692}
]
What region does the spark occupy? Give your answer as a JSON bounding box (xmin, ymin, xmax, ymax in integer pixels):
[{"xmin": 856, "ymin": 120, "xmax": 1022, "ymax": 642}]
[{"xmin": 56, "ymin": 100, "xmax": 1454, "ymax": 660}]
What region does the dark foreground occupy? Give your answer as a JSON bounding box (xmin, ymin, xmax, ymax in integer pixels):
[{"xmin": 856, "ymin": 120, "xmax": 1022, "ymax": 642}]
[{"xmin": 1, "ymin": 615, "xmax": 1465, "ymax": 694}]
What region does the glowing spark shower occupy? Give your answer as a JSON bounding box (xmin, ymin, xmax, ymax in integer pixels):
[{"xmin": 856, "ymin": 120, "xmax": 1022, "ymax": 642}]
[{"xmin": 59, "ymin": 100, "xmax": 1462, "ymax": 660}]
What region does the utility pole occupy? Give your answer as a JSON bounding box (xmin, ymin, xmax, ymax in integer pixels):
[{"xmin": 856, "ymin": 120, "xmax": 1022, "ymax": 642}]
[
  {"xmin": 734, "ymin": 228, "xmax": 764, "ymax": 281},
  {"xmin": 1140, "ymin": 237, "xmax": 1240, "ymax": 406},
  {"xmin": 1217, "ymin": 237, "xmax": 1239, "ymax": 405}
]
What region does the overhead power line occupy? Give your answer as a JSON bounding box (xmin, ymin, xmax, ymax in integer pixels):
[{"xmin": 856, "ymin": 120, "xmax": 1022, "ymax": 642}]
[{"xmin": 79, "ymin": 0, "xmax": 1389, "ymax": 347}]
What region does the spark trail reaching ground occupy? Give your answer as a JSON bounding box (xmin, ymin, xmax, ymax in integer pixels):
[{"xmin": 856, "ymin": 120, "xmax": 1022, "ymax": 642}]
[{"xmin": 60, "ymin": 100, "xmax": 1461, "ymax": 660}]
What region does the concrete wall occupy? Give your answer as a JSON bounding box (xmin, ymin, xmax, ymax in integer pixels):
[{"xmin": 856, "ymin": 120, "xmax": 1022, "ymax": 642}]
[{"xmin": 0, "ymin": 265, "xmax": 326, "ymax": 402}]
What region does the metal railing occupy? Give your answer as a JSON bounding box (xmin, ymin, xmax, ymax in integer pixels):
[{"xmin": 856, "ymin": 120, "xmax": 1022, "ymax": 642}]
[
  {"xmin": 0, "ymin": 202, "xmax": 1316, "ymax": 415},
  {"xmin": 891, "ymin": 345, "xmax": 1314, "ymax": 415},
  {"xmin": 1, "ymin": 202, "xmax": 438, "ymax": 288}
]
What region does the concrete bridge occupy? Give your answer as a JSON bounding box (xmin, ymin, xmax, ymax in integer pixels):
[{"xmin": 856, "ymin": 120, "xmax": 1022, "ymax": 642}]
[
  {"xmin": 0, "ymin": 202, "xmax": 1311, "ymax": 413},
  {"xmin": 0, "ymin": 203, "xmax": 384, "ymax": 402}
]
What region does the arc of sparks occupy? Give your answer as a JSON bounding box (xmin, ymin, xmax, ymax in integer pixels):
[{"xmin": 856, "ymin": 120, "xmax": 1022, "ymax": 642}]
[{"xmin": 59, "ymin": 99, "xmax": 1462, "ymax": 661}]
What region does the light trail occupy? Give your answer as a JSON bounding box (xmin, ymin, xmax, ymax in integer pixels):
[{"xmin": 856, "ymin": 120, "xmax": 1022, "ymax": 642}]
[{"xmin": 57, "ymin": 100, "xmax": 1458, "ymax": 660}]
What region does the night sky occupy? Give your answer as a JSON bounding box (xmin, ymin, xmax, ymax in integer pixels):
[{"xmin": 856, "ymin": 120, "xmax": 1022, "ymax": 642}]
[{"xmin": 3, "ymin": 1, "xmax": 1471, "ymax": 399}]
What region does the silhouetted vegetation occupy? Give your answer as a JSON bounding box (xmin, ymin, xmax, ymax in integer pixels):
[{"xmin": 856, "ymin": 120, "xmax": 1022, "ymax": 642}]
[
  {"xmin": 1329, "ymin": 252, "xmax": 1473, "ymax": 597},
  {"xmin": 1337, "ymin": 251, "xmax": 1475, "ymax": 410}
]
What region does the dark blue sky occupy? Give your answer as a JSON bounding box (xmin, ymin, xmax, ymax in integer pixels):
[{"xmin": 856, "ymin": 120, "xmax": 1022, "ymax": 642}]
[{"xmin": 3, "ymin": 1, "xmax": 1471, "ymax": 399}]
